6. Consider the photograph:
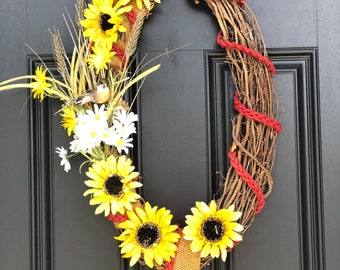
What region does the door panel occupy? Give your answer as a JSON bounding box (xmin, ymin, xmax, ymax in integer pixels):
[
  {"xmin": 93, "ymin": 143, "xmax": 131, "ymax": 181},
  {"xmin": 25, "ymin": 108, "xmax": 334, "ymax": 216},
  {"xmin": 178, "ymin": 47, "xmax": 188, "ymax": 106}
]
[
  {"xmin": 1, "ymin": 1, "xmax": 339, "ymax": 270},
  {"xmin": 0, "ymin": 0, "xmax": 30, "ymax": 269}
]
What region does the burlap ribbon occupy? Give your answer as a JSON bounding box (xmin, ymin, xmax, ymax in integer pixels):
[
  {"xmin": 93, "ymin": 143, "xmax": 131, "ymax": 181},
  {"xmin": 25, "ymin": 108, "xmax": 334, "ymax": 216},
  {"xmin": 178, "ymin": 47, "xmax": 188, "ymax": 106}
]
[{"xmin": 173, "ymin": 237, "xmax": 201, "ymax": 270}]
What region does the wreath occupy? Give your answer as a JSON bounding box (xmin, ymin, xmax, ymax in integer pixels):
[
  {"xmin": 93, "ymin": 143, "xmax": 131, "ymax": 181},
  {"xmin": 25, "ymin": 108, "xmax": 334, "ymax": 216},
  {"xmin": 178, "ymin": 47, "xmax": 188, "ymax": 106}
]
[{"xmin": 0, "ymin": 0, "xmax": 281, "ymax": 269}]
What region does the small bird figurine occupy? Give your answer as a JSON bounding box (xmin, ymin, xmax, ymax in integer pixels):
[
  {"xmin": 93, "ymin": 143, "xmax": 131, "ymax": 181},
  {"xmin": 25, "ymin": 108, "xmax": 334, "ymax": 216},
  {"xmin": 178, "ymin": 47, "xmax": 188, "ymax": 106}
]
[{"xmin": 67, "ymin": 78, "xmax": 111, "ymax": 106}]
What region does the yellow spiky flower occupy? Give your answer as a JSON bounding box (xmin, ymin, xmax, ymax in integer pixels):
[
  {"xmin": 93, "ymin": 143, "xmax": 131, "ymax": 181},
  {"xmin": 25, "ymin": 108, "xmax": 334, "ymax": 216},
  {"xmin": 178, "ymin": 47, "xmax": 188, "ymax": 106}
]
[
  {"xmin": 87, "ymin": 42, "xmax": 116, "ymax": 73},
  {"xmin": 30, "ymin": 66, "xmax": 52, "ymax": 101},
  {"xmin": 60, "ymin": 106, "xmax": 76, "ymax": 136}
]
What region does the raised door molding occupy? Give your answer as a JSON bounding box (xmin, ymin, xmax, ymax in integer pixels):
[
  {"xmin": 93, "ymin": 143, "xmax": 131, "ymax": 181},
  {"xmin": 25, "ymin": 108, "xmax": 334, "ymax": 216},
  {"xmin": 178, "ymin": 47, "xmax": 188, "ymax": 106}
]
[{"xmin": 205, "ymin": 48, "xmax": 324, "ymax": 270}]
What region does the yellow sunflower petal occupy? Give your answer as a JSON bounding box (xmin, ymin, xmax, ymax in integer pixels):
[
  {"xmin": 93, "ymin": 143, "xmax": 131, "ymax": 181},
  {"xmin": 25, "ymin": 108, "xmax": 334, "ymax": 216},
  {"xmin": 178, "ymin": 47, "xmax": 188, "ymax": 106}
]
[
  {"xmin": 153, "ymin": 248, "xmax": 165, "ymax": 265},
  {"xmin": 209, "ymin": 200, "xmax": 217, "ymax": 214},
  {"xmin": 190, "ymin": 208, "xmax": 205, "ymax": 220},
  {"xmin": 120, "ymin": 0, "xmax": 131, "ymax": 5},
  {"xmin": 210, "ymin": 244, "xmax": 220, "ymax": 258},
  {"xmin": 182, "ymin": 226, "xmax": 197, "ymax": 239},
  {"xmin": 83, "ymin": 188, "xmax": 97, "ymax": 196},
  {"xmin": 95, "ymin": 202, "xmax": 109, "ymax": 215},
  {"xmin": 227, "ymin": 204, "xmax": 235, "ymax": 212},
  {"xmin": 228, "ymin": 222, "xmax": 244, "ymax": 232},
  {"xmin": 84, "ymin": 179, "xmax": 102, "ymax": 188},
  {"xmin": 114, "ymin": 5, "xmax": 133, "ymax": 15},
  {"xmin": 221, "ymin": 248, "xmax": 228, "ymax": 261},
  {"xmin": 121, "ymin": 242, "xmax": 136, "ymax": 254},
  {"xmin": 127, "ymin": 208, "xmax": 142, "ymax": 225},
  {"xmin": 118, "ymin": 219, "xmax": 137, "ymax": 230},
  {"xmin": 227, "ymin": 230, "xmax": 243, "ymax": 242},
  {"xmin": 85, "ymin": 170, "xmax": 101, "ymax": 182},
  {"xmin": 197, "ymin": 201, "xmax": 211, "ymax": 215},
  {"xmin": 136, "ymin": 0, "xmax": 143, "ymax": 9},
  {"xmin": 156, "ymin": 242, "xmax": 174, "ymax": 260},
  {"xmin": 117, "ymin": 155, "xmax": 126, "ymax": 172},
  {"xmin": 201, "ymin": 243, "xmax": 212, "ymax": 258},
  {"xmin": 127, "ymin": 181, "xmax": 143, "ymax": 189},
  {"xmin": 107, "ymin": 155, "xmax": 117, "ymax": 172},
  {"xmin": 162, "ymin": 231, "xmax": 180, "ymax": 243},
  {"xmin": 227, "ymin": 211, "xmax": 242, "ymax": 221},
  {"xmin": 225, "ymin": 238, "xmax": 234, "ymax": 248},
  {"xmin": 128, "ymin": 246, "xmax": 142, "ymax": 266},
  {"xmin": 190, "ymin": 238, "xmax": 205, "ymax": 252},
  {"xmin": 143, "ymin": 248, "xmax": 154, "ymax": 268},
  {"xmin": 116, "ymin": 202, "xmax": 126, "ymax": 214},
  {"xmin": 135, "ymin": 206, "xmax": 148, "ymax": 223}
]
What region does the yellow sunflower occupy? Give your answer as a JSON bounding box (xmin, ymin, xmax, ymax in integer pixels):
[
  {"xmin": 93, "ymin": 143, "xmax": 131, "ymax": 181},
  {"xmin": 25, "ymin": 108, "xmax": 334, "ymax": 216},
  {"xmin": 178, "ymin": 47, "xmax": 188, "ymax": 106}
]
[
  {"xmin": 83, "ymin": 155, "xmax": 142, "ymax": 216},
  {"xmin": 60, "ymin": 106, "xmax": 76, "ymax": 136},
  {"xmin": 182, "ymin": 200, "xmax": 243, "ymax": 261},
  {"xmin": 30, "ymin": 66, "xmax": 51, "ymax": 101},
  {"xmin": 80, "ymin": 0, "xmax": 132, "ymax": 46},
  {"xmin": 115, "ymin": 202, "xmax": 181, "ymax": 268},
  {"xmin": 87, "ymin": 42, "xmax": 116, "ymax": 73},
  {"xmin": 136, "ymin": 0, "xmax": 161, "ymax": 10}
]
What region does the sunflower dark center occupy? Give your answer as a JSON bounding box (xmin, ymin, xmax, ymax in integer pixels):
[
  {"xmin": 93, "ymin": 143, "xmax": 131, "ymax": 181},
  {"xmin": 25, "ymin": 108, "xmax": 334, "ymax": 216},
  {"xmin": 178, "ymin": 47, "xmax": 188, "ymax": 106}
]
[
  {"xmin": 100, "ymin": 13, "xmax": 114, "ymax": 32},
  {"xmin": 136, "ymin": 223, "xmax": 161, "ymax": 248},
  {"xmin": 104, "ymin": 175, "xmax": 123, "ymax": 197},
  {"xmin": 202, "ymin": 218, "xmax": 225, "ymax": 242}
]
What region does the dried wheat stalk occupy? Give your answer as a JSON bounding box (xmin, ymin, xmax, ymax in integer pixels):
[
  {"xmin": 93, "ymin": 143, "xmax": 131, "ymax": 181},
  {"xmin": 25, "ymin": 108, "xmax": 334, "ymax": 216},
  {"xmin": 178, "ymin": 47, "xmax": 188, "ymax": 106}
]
[
  {"xmin": 50, "ymin": 28, "xmax": 70, "ymax": 85},
  {"xmin": 76, "ymin": 0, "xmax": 85, "ymax": 25},
  {"xmin": 125, "ymin": 10, "xmax": 148, "ymax": 59}
]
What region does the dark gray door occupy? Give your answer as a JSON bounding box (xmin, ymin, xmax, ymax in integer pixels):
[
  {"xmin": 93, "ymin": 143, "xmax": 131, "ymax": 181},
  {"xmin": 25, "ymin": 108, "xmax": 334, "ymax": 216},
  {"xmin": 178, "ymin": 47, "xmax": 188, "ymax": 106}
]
[{"xmin": 0, "ymin": 0, "xmax": 338, "ymax": 270}]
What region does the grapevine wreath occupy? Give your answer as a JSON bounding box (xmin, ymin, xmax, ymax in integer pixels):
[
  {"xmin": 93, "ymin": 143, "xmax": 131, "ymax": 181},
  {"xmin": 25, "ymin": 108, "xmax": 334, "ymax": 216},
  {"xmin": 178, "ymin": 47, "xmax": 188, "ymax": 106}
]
[{"xmin": 0, "ymin": 0, "xmax": 281, "ymax": 269}]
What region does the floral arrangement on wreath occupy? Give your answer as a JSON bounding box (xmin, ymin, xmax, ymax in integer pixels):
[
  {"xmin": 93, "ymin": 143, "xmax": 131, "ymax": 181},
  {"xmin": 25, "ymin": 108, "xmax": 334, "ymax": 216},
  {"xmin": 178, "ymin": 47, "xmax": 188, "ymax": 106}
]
[{"xmin": 0, "ymin": 0, "xmax": 282, "ymax": 269}]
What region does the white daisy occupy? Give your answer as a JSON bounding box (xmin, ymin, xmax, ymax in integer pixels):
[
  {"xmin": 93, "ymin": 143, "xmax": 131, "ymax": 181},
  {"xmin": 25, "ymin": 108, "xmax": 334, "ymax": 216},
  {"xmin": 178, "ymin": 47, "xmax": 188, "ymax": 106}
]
[
  {"xmin": 69, "ymin": 139, "xmax": 82, "ymax": 153},
  {"xmin": 70, "ymin": 131, "xmax": 102, "ymax": 153},
  {"xmin": 55, "ymin": 147, "xmax": 71, "ymax": 172},
  {"xmin": 102, "ymin": 125, "xmax": 117, "ymax": 146},
  {"xmin": 109, "ymin": 109, "xmax": 138, "ymax": 153},
  {"xmin": 113, "ymin": 135, "xmax": 134, "ymax": 154},
  {"xmin": 113, "ymin": 109, "xmax": 138, "ymax": 127},
  {"xmin": 85, "ymin": 104, "xmax": 107, "ymax": 125},
  {"xmin": 112, "ymin": 121, "xmax": 136, "ymax": 138},
  {"xmin": 71, "ymin": 105, "xmax": 110, "ymax": 153}
]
